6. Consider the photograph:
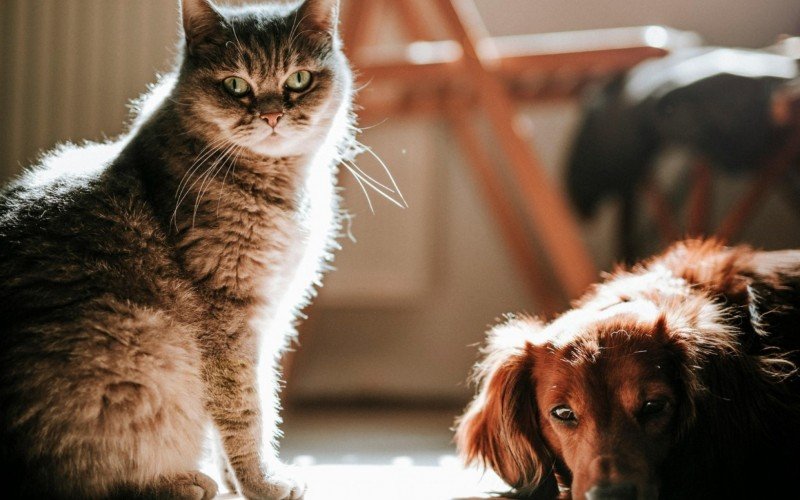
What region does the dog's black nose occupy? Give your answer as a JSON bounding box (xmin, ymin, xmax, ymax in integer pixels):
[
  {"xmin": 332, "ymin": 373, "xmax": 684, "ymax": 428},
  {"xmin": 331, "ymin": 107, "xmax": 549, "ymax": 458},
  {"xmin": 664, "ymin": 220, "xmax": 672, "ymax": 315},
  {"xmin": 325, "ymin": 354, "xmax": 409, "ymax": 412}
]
[{"xmin": 585, "ymin": 482, "xmax": 638, "ymax": 500}]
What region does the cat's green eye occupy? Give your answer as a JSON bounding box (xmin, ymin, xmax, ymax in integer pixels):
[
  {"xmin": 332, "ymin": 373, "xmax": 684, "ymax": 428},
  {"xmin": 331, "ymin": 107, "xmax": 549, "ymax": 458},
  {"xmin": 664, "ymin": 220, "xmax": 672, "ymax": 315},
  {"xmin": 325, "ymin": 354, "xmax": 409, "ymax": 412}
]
[
  {"xmin": 285, "ymin": 70, "xmax": 313, "ymax": 92},
  {"xmin": 222, "ymin": 76, "xmax": 250, "ymax": 97}
]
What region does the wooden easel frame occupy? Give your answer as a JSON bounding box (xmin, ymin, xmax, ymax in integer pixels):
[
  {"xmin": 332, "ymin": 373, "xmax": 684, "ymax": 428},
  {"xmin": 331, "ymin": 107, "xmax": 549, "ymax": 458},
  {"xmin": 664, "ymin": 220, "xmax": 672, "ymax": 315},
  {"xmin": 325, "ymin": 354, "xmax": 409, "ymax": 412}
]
[{"xmin": 342, "ymin": 0, "xmax": 691, "ymax": 311}]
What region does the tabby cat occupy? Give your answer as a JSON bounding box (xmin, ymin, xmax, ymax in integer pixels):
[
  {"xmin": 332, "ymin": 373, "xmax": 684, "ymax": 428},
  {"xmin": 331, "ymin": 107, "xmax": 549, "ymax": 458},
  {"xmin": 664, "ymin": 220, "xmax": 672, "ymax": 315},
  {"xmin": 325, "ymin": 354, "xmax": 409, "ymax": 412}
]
[{"xmin": 0, "ymin": 0, "xmax": 354, "ymax": 498}]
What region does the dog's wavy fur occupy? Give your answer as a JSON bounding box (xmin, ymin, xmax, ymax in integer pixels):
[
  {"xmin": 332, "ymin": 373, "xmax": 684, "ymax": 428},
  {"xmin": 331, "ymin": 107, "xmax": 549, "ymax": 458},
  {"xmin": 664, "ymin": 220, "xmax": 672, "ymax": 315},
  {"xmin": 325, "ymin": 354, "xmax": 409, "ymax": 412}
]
[{"xmin": 456, "ymin": 239, "xmax": 800, "ymax": 499}]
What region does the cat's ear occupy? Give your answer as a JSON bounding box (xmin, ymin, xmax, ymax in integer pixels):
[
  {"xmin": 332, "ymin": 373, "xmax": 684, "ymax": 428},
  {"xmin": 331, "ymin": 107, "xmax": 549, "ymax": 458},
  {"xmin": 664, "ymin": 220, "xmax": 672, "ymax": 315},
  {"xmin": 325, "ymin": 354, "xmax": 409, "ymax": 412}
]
[
  {"xmin": 297, "ymin": 0, "xmax": 340, "ymax": 34},
  {"xmin": 181, "ymin": 0, "xmax": 226, "ymax": 53}
]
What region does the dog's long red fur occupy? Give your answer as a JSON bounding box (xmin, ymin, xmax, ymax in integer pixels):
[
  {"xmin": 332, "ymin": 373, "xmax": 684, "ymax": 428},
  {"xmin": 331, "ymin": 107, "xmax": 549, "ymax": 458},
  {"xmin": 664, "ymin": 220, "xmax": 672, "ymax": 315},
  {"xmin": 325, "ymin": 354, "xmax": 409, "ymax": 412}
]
[{"xmin": 456, "ymin": 240, "xmax": 800, "ymax": 499}]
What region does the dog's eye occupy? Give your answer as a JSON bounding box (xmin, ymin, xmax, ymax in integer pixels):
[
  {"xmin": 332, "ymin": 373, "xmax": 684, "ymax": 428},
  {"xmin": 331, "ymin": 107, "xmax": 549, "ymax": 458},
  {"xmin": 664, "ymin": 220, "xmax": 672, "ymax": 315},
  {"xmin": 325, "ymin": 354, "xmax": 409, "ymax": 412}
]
[
  {"xmin": 551, "ymin": 405, "xmax": 577, "ymax": 423},
  {"xmin": 641, "ymin": 399, "xmax": 669, "ymax": 417}
]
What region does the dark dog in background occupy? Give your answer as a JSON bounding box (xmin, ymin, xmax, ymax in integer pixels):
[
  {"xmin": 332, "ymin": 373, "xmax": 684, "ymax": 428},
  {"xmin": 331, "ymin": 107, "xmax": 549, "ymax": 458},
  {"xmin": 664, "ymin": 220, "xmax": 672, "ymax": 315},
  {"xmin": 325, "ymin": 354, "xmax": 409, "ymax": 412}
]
[
  {"xmin": 567, "ymin": 46, "xmax": 800, "ymax": 218},
  {"xmin": 456, "ymin": 240, "xmax": 800, "ymax": 499},
  {"xmin": 566, "ymin": 43, "xmax": 800, "ymax": 261}
]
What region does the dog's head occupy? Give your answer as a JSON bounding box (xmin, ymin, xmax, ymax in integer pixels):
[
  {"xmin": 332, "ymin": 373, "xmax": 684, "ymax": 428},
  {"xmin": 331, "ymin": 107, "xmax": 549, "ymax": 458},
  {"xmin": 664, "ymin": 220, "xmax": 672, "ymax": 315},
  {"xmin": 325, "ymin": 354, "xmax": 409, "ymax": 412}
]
[
  {"xmin": 457, "ymin": 308, "xmax": 701, "ymax": 499},
  {"xmin": 455, "ymin": 241, "xmax": 800, "ymax": 499}
]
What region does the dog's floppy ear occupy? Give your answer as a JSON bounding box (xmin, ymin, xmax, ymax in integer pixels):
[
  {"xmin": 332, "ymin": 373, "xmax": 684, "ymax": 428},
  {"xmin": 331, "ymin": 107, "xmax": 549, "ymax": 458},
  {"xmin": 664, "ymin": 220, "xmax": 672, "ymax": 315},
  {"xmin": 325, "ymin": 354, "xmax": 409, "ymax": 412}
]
[{"xmin": 455, "ymin": 317, "xmax": 558, "ymax": 497}]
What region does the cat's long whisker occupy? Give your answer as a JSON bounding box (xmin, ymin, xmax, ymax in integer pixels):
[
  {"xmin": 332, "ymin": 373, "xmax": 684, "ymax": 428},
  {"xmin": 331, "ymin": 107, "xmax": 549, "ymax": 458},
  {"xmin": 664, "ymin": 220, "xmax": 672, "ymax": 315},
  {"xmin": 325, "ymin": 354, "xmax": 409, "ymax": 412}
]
[
  {"xmin": 353, "ymin": 77, "xmax": 375, "ymax": 94},
  {"xmin": 217, "ymin": 145, "xmax": 243, "ymax": 216},
  {"xmin": 341, "ymin": 212, "xmax": 358, "ymax": 243},
  {"xmin": 214, "ymin": 145, "xmax": 243, "ymax": 208},
  {"xmin": 167, "ymin": 98, "xmax": 196, "ymax": 107},
  {"xmin": 175, "ymin": 143, "xmax": 216, "ymax": 199},
  {"xmin": 175, "ymin": 136, "xmax": 229, "ymax": 199},
  {"xmin": 192, "ymin": 142, "xmax": 239, "ymax": 226},
  {"xmin": 291, "ymin": 29, "xmax": 324, "ymax": 42},
  {"xmin": 174, "ymin": 136, "xmax": 231, "ymax": 201},
  {"xmin": 194, "ymin": 147, "xmax": 232, "ymax": 209},
  {"xmin": 229, "ymin": 22, "xmax": 245, "ymax": 56},
  {"xmin": 197, "ymin": 141, "xmax": 237, "ymax": 202},
  {"xmin": 343, "ymin": 159, "xmax": 395, "ymax": 193},
  {"xmin": 355, "ymin": 117, "xmax": 389, "ymax": 131},
  {"xmin": 172, "ymin": 138, "xmax": 232, "ymax": 227},
  {"xmin": 288, "ymin": 10, "xmax": 300, "ymax": 46},
  {"xmin": 190, "ymin": 150, "xmax": 231, "ymax": 227},
  {"xmin": 343, "ymin": 162, "xmax": 406, "ymax": 210},
  {"xmin": 173, "ymin": 162, "xmax": 222, "ymax": 227},
  {"xmin": 344, "ymin": 163, "xmax": 375, "ymax": 214},
  {"xmin": 288, "ymin": 12, "xmax": 313, "ymax": 47},
  {"xmin": 355, "ymin": 140, "xmax": 408, "ymax": 208}
]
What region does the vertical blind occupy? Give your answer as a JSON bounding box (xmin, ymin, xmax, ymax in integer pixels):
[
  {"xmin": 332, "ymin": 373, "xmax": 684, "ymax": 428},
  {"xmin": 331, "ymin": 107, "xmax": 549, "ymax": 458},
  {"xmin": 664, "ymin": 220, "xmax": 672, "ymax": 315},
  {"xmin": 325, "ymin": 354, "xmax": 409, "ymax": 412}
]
[{"xmin": 0, "ymin": 0, "xmax": 180, "ymax": 180}]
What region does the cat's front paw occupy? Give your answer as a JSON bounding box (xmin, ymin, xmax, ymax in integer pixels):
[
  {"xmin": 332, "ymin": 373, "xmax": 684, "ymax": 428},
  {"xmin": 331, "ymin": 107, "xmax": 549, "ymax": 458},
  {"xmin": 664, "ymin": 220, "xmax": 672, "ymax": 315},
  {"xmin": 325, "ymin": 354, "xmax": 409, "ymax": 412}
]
[
  {"xmin": 240, "ymin": 472, "xmax": 306, "ymax": 500},
  {"xmin": 142, "ymin": 470, "xmax": 219, "ymax": 500}
]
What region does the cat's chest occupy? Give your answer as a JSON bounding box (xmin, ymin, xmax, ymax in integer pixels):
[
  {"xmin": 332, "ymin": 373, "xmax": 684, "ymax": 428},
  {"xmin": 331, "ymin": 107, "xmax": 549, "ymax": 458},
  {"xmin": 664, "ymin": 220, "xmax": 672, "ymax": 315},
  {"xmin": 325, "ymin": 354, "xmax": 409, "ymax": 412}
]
[{"xmin": 177, "ymin": 177, "xmax": 335, "ymax": 303}]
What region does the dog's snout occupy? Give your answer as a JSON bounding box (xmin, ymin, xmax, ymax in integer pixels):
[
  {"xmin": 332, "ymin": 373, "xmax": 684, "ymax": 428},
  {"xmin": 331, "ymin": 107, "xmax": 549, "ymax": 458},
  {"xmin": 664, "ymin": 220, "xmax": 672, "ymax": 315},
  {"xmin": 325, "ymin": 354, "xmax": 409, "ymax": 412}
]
[
  {"xmin": 585, "ymin": 482, "xmax": 638, "ymax": 500},
  {"xmin": 586, "ymin": 483, "xmax": 637, "ymax": 500}
]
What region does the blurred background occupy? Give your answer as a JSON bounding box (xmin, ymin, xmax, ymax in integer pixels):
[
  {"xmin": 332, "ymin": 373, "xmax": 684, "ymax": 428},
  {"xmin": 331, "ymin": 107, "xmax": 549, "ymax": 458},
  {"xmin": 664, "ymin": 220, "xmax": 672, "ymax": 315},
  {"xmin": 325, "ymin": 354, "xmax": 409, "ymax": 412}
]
[{"xmin": 2, "ymin": 0, "xmax": 800, "ymax": 476}]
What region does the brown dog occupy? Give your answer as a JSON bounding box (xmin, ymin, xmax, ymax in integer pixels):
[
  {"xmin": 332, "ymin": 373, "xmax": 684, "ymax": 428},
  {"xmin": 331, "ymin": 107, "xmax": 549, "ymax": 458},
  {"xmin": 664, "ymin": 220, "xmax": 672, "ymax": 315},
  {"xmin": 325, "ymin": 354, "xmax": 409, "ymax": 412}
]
[{"xmin": 456, "ymin": 240, "xmax": 800, "ymax": 499}]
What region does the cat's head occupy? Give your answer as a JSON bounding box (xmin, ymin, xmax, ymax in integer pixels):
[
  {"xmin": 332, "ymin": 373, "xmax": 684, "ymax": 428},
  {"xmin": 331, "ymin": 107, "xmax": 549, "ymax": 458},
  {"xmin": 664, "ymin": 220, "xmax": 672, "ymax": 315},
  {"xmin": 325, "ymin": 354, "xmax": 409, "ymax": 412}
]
[{"xmin": 175, "ymin": 0, "xmax": 351, "ymax": 157}]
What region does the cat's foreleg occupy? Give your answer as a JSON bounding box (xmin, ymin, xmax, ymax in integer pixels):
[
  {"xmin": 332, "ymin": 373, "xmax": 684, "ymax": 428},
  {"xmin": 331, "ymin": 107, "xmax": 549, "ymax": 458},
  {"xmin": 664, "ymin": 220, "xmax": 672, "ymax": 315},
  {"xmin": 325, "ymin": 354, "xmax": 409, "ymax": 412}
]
[
  {"xmin": 205, "ymin": 335, "xmax": 305, "ymax": 500},
  {"xmin": 198, "ymin": 425, "xmax": 238, "ymax": 494}
]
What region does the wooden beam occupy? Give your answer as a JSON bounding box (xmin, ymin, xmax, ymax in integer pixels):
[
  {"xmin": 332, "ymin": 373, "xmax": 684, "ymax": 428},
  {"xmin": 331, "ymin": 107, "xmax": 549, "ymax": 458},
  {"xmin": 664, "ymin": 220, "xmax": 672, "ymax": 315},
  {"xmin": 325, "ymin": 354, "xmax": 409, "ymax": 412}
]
[
  {"xmin": 447, "ymin": 98, "xmax": 565, "ymax": 314},
  {"xmin": 433, "ymin": 0, "xmax": 597, "ymax": 298},
  {"xmin": 342, "ymin": 0, "xmax": 380, "ymax": 52},
  {"xmin": 349, "ymin": 26, "xmax": 692, "ymax": 87}
]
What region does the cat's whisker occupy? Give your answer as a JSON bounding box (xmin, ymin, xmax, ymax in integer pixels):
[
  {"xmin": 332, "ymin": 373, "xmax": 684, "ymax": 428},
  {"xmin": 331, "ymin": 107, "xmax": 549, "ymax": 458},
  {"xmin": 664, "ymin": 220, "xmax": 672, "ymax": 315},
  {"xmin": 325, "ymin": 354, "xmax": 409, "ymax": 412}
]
[
  {"xmin": 192, "ymin": 142, "xmax": 239, "ymax": 227},
  {"xmin": 343, "ymin": 162, "xmax": 406, "ymax": 210},
  {"xmin": 194, "ymin": 144, "xmax": 236, "ymax": 205},
  {"xmin": 341, "ymin": 212, "xmax": 357, "ymax": 243},
  {"xmin": 190, "ymin": 153, "xmax": 230, "ymax": 227},
  {"xmin": 354, "ymin": 140, "xmax": 408, "ymax": 208},
  {"xmin": 215, "ymin": 145, "xmax": 243, "ymax": 205},
  {"xmin": 353, "ymin": 77, "xmax": 375, "ymax": 94},
  {"xmin": 172, "ymin": 138, "xmax": 231, "ymax": 228},
  {"xmin": 175, "ymin": 136, "xmax": 229, "ymax": 199},
  {"xmin": 217, "ymin": 146, "xmax": 244, "ymax": 216},
  {"xmin": 344, "ymin": 163, "xmax": 375, "ymax": 214},
  {"xmin": 229, "ymin": 23, "xmax": 245, "ymax": 56},
  {"xmin": 167, "ymin": 98, "xmax": 195, "ymax": 107},
  {"xmin": 175, "ymin": 135, "xmax": 231, "ymax": 196},
  {"xmin": 288, "ymin": 12, "xmax": 313, "ymax": 47},
  {"xmin": 344, "ymin": 159, "xmax": 395, "ymax": 193},
  {"xmin": 172, "ymin": 139, "xmax": 232, "ymax": 228},
  {"xmin": 200, "ymin": 142, "xmax": 238, "ymax": 196},
  {"xmin": 355, "ymin": 117, "xmax": 389, "ymax": 131},
  {"xmin": 291, "ymin": 29, "xmax": 322, "ymax": 41},
  {"xmin": 288, "ymin": 11, "xmax": 300, "ymax": 45}
]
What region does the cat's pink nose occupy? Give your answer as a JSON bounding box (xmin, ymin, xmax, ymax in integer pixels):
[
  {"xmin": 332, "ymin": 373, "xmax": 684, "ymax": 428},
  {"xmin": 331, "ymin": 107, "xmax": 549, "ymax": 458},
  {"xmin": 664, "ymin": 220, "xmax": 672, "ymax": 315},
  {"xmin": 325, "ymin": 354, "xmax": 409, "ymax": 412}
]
[{"xmin": 260, "ymin": 111, "xmax": 284, "ymax": 128}]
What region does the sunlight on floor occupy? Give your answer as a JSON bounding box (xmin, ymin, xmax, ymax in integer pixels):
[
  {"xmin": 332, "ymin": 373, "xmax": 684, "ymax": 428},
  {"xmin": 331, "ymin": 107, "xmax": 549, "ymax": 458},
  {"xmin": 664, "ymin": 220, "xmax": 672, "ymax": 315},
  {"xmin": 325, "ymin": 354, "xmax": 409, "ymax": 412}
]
[
  {"xmin": 214, "ymin": 406, "xmax": 510, "ymax": 499},
  {"xmin": 219, "ymin": 463, "xmax": 507, "ymax": 500}
]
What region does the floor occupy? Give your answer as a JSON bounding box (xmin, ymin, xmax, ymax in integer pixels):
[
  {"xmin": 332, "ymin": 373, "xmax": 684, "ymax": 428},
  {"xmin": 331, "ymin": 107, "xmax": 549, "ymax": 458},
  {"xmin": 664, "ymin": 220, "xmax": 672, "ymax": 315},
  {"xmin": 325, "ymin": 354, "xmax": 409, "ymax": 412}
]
[{"xmin": 215, "ymin": 406, "xmax": 509, "ymax": 499}]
